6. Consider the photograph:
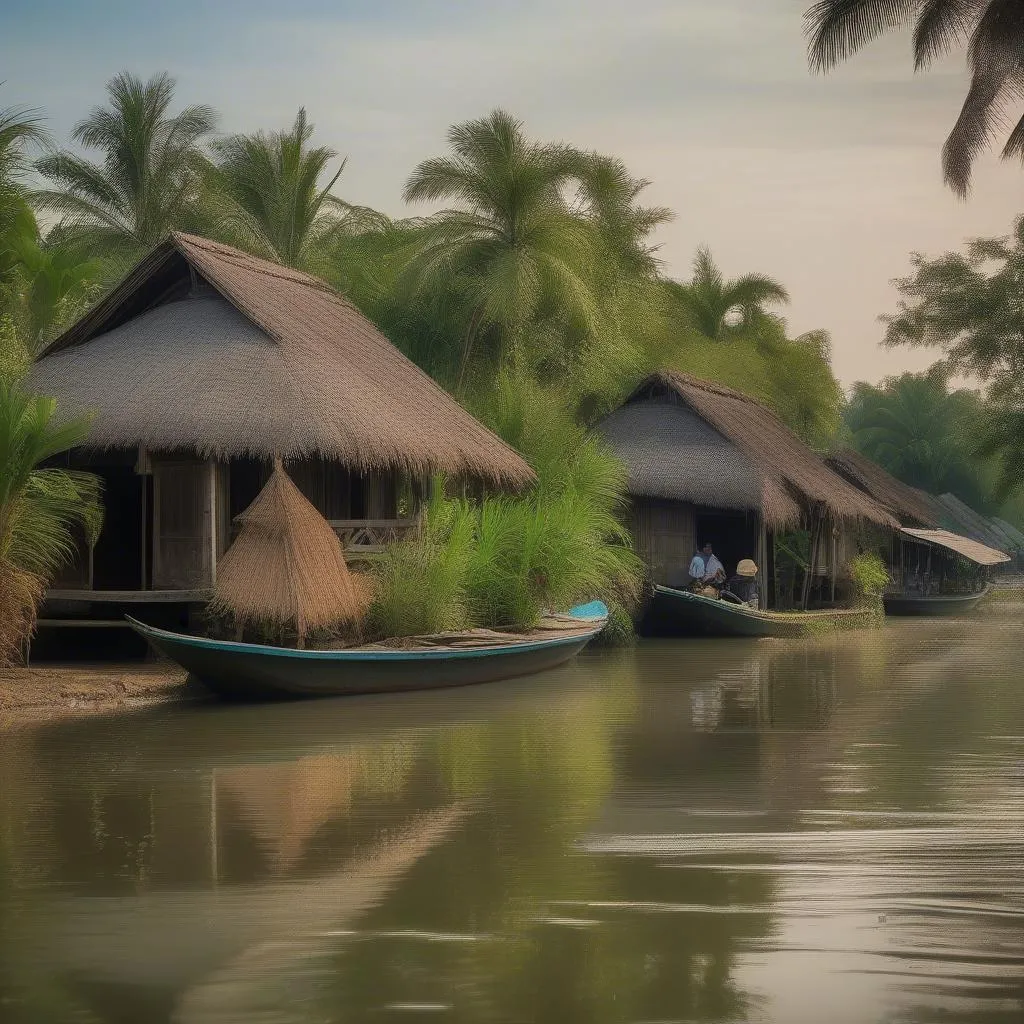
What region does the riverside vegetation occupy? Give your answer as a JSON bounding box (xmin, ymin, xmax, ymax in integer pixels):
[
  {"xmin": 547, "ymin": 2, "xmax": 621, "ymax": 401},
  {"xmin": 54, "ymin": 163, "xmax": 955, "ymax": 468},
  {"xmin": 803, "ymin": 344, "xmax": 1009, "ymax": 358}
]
[{"xmin": 1, "ymin": 72, "xmax": 1022, "ymax": 657}]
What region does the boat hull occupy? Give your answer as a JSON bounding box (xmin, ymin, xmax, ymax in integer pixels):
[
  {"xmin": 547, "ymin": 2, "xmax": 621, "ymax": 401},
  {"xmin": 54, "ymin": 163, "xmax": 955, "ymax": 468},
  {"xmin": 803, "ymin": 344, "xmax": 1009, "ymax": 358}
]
[
  {"xmin": 882, "ymin": 586, "xmax": 990, "ymax": 617},
  {"xmin": 644, "ymin": 585, "xmax": 867, "ymax": 639},
  {"xmin": 127, "ymin": 609, "xmax": 607, "ymax": 701}
]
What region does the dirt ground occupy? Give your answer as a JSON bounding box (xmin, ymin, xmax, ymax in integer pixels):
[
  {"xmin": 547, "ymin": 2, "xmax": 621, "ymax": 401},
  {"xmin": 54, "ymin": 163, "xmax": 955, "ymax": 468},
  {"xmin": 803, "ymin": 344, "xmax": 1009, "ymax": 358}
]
[{"xmin": 0, "ymin": 660, "xmax": 188, "ymax": 725}]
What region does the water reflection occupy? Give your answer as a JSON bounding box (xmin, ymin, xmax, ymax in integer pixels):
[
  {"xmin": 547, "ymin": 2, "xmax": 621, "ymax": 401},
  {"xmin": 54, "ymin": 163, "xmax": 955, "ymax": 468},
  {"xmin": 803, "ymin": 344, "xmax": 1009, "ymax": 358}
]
[{"xmin": 1, "ymin": 613, "xmax": 1022, "ymax": 1023}]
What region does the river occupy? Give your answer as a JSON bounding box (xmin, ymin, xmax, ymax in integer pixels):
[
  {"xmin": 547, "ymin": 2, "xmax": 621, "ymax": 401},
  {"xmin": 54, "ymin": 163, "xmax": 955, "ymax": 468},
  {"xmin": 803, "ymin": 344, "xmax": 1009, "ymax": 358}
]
[{"xmin": 1, "ymin": 602, "xmax": 1022, "ymax": 1023}]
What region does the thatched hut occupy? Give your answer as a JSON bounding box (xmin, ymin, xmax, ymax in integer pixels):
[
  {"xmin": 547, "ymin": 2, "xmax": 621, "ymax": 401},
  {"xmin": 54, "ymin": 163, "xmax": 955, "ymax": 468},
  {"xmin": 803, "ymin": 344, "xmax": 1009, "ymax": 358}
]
[
  {"xmin": 826, "ymin": 448, "xmax": 1019, "ymax": 583},
  {"xmin": 594, "ymin": 372, "xmax": 895, "ymax": 608},
  {"xmin": 29, "ymin": 233, "xmax": 533, "ymax": 611}
]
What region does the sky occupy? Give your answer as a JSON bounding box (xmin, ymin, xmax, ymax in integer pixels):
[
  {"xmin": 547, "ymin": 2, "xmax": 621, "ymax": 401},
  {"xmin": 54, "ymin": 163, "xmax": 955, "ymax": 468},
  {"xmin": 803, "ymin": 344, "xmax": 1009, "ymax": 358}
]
[{"xmin": 3, "ymin": 0, "xmax": 1023, "ymax": 389}]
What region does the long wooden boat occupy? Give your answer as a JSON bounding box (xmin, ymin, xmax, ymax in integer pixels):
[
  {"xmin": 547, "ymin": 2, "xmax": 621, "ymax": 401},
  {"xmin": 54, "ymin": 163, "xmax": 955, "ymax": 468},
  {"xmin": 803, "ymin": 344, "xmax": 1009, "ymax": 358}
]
[
  {"xmin": 126, "ymin": 601, "xmax": 608, "ymax": 701},
  {"xmin": 646, "ymin": 585, "xmax": 872, "ymax": 639},
  {"xmin": 882, "ymin": 585, "xmax": 991, "ymax": 617}
]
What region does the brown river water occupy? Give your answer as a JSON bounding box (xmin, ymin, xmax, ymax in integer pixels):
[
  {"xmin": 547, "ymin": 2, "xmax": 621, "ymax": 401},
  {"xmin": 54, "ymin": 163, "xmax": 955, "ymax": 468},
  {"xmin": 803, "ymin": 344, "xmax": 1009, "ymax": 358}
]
[{"xmin": 1, "ymin": 602, "xmax": 1022, "ymax": 1024}]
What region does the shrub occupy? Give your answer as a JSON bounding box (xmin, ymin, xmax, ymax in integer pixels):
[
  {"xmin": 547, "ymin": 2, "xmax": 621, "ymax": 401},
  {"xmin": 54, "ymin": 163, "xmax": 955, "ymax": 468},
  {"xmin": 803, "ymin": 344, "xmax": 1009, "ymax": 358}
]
[{"xmin": 848, "ymin": 552, "xmax": 890, "ymax": 605}]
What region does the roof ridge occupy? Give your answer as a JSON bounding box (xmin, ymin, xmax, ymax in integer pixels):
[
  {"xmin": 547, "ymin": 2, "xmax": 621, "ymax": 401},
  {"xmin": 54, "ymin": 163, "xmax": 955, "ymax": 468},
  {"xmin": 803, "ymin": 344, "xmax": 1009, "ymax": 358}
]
[{"xmin": 173, "ymin": 232, "xmax": 338, "ymax": 296}]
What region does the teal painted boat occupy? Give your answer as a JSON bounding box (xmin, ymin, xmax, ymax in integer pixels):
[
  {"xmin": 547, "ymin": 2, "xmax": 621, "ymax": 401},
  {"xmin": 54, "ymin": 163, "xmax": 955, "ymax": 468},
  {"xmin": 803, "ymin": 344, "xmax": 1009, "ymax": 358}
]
[{"xmin": 127, "ymin": 601, "xmax": 608, "ymax": 701}]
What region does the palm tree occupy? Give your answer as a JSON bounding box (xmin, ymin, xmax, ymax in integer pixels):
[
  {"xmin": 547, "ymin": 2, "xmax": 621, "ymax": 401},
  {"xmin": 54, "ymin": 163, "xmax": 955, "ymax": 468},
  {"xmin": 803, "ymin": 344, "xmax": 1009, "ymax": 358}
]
[
  {"xmin": 0, "ymin": 379, "xmax": 103, "ymax": 665},
  {"xmin": 34, "ymin": 72, "xmax": 216, "ymax": 255},
  {"xmin": 669, "ymin": 247, "xmax": 790, "ymax": 341},
  {"xmin": 401, "ymin": 110, "xmax": 600, "ymax": 391},
  {"xmin": 0, "ymin": 99, "xmax": 46, "ymax": 246},
  {"xmin": 844, "ymin": 372, "xmax": 985, "ymax": 499},
  {"xmin": 805, "ymin": 1, "xmax": 1024, "ymax": 196},
  {"xmin": 205, "ymin": 108, "xmax": 386, "ymax": 272},
  {"xmin": 5, "ymin": 220, "xmax": 103, "ymax": 353}
]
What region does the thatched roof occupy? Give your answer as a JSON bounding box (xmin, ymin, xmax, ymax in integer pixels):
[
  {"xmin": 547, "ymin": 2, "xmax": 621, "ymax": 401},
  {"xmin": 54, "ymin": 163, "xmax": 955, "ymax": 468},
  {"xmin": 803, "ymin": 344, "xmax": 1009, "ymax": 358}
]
[
  {"xmin": 931, "ymin": 492, "xmax": 1012, "ymax": 552},
  {"xmin": 596, "ymin": 371, "xmax": 895, "ymax": 528},
  {"xmin": 30, "ymin": 233, "xmax": 533, "ymax": 489},
  {"xmin": 993, "ymin": 517, "xmax": 1024, "ymax": 553},
  {"xmin": 900, "ymin": 528, "xmax": 1010, "ymax": 567},
  {"xmin": 210, "ymin": 462, "xmax": 370, "ymax": 641},
  {"xmin": 824, "ymin": 448, "xmax": 939, "ymax": 527}
]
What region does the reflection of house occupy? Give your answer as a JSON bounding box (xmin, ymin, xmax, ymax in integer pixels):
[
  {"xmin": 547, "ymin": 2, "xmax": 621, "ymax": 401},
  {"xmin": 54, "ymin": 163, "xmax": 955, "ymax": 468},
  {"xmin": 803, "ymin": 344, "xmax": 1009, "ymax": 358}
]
[
  {"xmin": 595, "ymin": 373, "xmax": 894, "ymax": 608},
  {"xmin": 29, "ymin": 233, "xmax": 533, "ymax": 614}
]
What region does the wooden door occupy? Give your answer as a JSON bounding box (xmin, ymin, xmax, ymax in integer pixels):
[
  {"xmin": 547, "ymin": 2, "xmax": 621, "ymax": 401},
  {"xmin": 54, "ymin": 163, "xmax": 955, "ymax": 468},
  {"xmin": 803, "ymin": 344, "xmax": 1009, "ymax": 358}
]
[{"xmin": 152, "ymin": 460, "xmax": 215, "ymax": 589}]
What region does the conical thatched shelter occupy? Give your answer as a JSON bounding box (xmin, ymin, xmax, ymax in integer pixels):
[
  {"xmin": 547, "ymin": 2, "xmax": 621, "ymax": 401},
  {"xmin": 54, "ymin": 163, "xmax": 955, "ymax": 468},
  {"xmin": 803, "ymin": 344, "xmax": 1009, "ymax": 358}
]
[{"xmin": 210, "ymin": 461, "xmax": 370, "ymax": 644}]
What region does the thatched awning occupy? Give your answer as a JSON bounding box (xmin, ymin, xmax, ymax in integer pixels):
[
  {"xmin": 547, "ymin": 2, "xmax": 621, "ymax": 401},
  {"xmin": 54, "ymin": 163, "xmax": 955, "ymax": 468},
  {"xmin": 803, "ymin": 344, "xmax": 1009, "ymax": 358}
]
[
  {"xmin": 595, "ymin": 371, "xmax": 895, "ymax": 529},
  {"xmin": 932, "ymin": 492, "xmax": 1013, "ymax": 552},
  {"xmin": 30, "ymin": 233, "xmax": 534, "ymax": 490},
  {"xmin": 824, "ymin": 448, "xmax": 939, "ymax": 527},
  {"xmin": 900, "ymin": 528, "xmax": 1010, "ymax": 567},
  {"xmin": 210, "ymin": 462, "xmax": 370, "ymax": 641}
]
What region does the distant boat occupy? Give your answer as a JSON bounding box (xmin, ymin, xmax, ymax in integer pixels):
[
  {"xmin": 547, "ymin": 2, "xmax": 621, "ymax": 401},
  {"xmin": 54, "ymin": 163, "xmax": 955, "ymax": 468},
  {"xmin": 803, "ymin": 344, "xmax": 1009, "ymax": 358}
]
[
  {"xmin": 882, "ymin": 586, "xmax": 991, "ymax": 617},
  {"xmin": 127, "ymin": 602, "xmax": 608, "ymax": 701},
  {"xmin": 646, "ymin": 585, "xmax": 872, "ymax": 639}
]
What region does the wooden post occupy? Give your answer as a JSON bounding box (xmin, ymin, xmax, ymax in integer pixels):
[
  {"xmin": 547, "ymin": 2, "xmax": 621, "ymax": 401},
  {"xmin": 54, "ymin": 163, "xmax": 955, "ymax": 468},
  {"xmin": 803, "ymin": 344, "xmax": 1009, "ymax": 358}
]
[{"xmin": 208, "ymin": 460, "xmax": 218, "ymax": 587}]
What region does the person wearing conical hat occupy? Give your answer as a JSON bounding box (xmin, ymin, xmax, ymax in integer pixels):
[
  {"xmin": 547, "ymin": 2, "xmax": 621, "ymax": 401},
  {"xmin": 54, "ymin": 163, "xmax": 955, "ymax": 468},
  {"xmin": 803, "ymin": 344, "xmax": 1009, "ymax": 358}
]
[{"xmin": 722, "ymin": 558, "xmax": 760, "ymax": 608}]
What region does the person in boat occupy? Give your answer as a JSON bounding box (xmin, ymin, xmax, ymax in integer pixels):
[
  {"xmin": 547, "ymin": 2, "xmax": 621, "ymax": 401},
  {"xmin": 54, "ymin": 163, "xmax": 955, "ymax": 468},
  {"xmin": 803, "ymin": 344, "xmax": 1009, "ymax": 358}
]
[
  {"xmin": 689, "ymin": 541, "xmax": 726, "ymax": 594},
  {"xmin": 720, "ymin": 559, "xmax": 759, "ymax": 609}
]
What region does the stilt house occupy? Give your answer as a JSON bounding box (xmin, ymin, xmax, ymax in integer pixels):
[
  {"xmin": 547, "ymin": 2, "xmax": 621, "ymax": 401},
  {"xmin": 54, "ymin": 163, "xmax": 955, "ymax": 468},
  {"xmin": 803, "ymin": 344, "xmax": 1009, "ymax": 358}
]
[{"xmin": 29, "ymin": 233, "xmax": 534, "ymax": 618}]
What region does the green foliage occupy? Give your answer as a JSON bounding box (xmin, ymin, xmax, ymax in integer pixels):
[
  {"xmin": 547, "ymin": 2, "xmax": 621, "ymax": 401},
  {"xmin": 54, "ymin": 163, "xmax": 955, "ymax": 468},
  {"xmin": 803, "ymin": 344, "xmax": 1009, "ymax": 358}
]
[
  {"xmin": 848, "ymin": 552, "xmax": 890, "ymax": 605},
  {"xmin": 882, "ymin": 217, "xmax": 1024, "ymax": 499},
  {"xmin": 204, "ymin": 108, "xmax": 386, "ymax": 274},
  {"xmin": 34, "ymin": 71, "xmax": 216, "ymax": 254},
  {"xmin": 845, "ymin": 371, "xmax": 993, "ymax": 508},
  {"xmin": 668, "ymin": 247, "xmax": 789, "ymax": 342},
  {"xmin": 368, "ymin": 379, "xmax": 643, "ymax": 640},
  {"xmin": 804, "ymin": 1, "xmax": 1024, "ymax": 196},
  {"xmin": 365, "ymin": 487, "xmax": 476, "ymax": 639},
  {"xmin": 0, "ymin": 377, "xmax": 103, "ymax": 664}
]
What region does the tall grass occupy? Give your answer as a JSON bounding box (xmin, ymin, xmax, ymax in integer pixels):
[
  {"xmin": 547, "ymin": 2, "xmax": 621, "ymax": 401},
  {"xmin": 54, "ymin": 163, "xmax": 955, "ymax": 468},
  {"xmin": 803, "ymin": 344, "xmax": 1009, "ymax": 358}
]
[{"xmin": 366, "ymin": 370, "xmax": 643, "ymax": 639}]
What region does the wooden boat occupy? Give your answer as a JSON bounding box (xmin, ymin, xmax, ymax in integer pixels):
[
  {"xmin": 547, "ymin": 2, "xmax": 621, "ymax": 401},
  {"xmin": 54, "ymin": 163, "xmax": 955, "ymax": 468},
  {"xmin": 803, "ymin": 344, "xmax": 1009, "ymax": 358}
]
[
  {"xmin": 646, "ymin": 585, "xmax": 872, "ymax": 639},
  {"xmin": 882, "ymin": 585, "xmax": 991, "ymax": 617},
  {"xmin": 126, "ymin": 601, "xmax": 608, "ymax": 701}
]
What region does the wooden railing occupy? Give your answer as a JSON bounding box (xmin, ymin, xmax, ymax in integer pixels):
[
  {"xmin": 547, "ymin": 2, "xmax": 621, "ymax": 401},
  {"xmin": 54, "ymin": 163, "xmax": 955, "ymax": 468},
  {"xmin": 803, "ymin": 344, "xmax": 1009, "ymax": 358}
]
[{"xmin": 329, "ymin": 519, "xmax": 419, "ymax": 553}]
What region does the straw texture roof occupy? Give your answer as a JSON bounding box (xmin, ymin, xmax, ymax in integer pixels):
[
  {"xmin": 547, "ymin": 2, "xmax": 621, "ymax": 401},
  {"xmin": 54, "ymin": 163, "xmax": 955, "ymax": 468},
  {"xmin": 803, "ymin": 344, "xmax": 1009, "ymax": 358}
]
[
  {"xmin": 30, "ymin": 233, "xmax": 533, "ymax": 489},
  {"xmin": 210, "ymin": 462, "xmax": 370, "ymax": 639},
  {"xmin": 824, "ymin": 448, "xmax": 939, "ymax": 527},
  {"xmin": 596, "ymin": 372, "xmax": 895, "ymax": 528},
  {"xmin": 992, "ymin": 517, "xmax": 1024, "ymax": 552},
  {"xmin": 932, "ymin": 492, "xmax": 1012, "ymax": 552},
  {"xmin": 900, "ymin": 528, "xmax": 1010, "ymax": 567}
]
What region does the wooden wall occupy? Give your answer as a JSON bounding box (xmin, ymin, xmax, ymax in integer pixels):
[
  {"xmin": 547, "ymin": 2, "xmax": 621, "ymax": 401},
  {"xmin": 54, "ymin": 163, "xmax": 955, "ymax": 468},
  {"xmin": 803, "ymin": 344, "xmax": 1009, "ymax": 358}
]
[
  {"xmin": 152, "ymin": 459, "xmax": 215, "ymax": 589},
  {"xmin": 631, "ymin": 499, "xmax": 696, "ymax": 586}
]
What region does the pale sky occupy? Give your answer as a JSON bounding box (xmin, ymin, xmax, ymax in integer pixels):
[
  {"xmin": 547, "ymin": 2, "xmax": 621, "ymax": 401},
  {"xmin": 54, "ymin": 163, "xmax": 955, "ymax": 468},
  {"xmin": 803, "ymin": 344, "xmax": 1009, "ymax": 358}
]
[{"xmin": 3, "ymin": 0, "xmax": 1022, "ymax": 388}]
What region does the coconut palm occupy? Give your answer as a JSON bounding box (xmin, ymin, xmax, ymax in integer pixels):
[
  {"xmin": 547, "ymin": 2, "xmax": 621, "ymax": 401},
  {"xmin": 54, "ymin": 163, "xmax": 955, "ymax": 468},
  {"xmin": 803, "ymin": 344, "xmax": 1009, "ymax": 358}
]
[
  {"xmin": 34, "ymin": 72, "xmax": 216, "ymax": 255},
  {"xmin": 0, "ymin": 99, "xmax": 46, "ymax": 247},
  {"xmin": 205, "ymin": 108, "xmax": 386, "ymax": 272},
  {"xmin": 401, "ymin": 110, "xmax": 600, "ymax": 391},
  {"xmin": 669, "ymin": 247, "xmax": 790, "ymax": 341},
  {"xmin": 844, "ymin": 372, "xmax": 986, "ymax": 500},
  {"xmin": 0, "ymin": 379, "xmax": 103, "ymax": 665},
  {"xmin": 5, "ymin": 223, "xmax": 103, "ymax": 354},
  {"xmin": 805, "ymin": 0, "xmax": 1024, "ymax": 196}
]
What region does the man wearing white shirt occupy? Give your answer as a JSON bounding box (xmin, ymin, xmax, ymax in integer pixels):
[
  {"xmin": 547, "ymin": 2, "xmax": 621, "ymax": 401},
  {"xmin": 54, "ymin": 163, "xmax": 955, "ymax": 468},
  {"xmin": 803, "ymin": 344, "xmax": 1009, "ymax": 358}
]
[{"xmin": 689, "ymin": 541, "xmax": 725, "ymax": 589}]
